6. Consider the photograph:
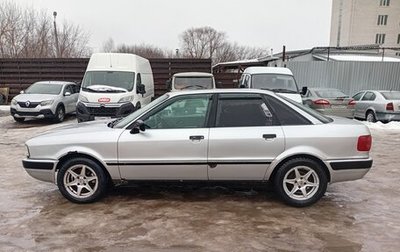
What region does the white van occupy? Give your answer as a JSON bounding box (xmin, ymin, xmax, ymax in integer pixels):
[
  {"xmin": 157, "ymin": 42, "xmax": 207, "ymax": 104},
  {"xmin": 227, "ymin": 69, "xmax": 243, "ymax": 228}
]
[
  {"xmin": 238, "ymin": 67, "xmax": 303, "ymax": 103},
  {"xmin": 166, "ymin": 72, "xmax": 215, "ymax": 92},
  {"xmin": 77, "ymin": 53, "xmax": 154, "ymax": 122}
]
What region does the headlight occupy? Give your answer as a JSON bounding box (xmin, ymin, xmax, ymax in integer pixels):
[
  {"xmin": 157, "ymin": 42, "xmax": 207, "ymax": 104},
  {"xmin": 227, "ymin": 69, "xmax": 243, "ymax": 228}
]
[
  {"xmin": 118, "ymin": 95, "xmax": 134, "ymax": 103},
  {"xmin": 11, "ymin": 99, "xmax": 17, "ymax": 106},
  {"xmin": 79, "ymin": 94, "xmax": 89, "ymax": 103},
  {"xmin": 25, "ymin": 145, "xmax": 30, "ymax": 158},
  {"xmin": 40, "ymin": 100, "xmax": 54, "ymax": 106}
]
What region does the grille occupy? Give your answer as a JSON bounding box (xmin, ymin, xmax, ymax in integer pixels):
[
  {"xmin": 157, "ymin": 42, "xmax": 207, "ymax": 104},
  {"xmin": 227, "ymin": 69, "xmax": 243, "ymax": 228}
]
[
  {"xmin": 88, "ymin": 106, "xmax": 118, "ymax": 116},
  {"xmin": 18, "ymin": 102, "xmax": 40, "ymax": 108}
]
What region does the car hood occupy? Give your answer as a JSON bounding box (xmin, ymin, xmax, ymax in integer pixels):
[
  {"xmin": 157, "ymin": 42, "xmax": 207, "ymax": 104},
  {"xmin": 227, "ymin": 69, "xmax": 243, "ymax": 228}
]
[{"xmin": 14, "ymin": 93, "xmax": 58, "ymax": 102}]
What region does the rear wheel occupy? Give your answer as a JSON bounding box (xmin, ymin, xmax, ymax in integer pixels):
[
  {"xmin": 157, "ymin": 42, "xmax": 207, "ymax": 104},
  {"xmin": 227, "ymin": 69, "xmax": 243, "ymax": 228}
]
[
  {"xmin": 366, "ymin": 111, "xmax": 376, "ymax": 123},
  {"xmin": 54, "ymin": 105, "xmax": 65, "ymax": 123},
  {"xmin": 274, "ymin": 158, "xmax": 328, "ymax": 207},
  {"xmin": 13, "ymin": 116, "xmax": 25, "ymax": 123},
  {"xmin": 57, "ymin": 157, "xmax": 109, "ymax": 203}
]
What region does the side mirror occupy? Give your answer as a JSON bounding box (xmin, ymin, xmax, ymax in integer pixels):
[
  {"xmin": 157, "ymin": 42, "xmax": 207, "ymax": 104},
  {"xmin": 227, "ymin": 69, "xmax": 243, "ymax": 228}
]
[
  {"xmin": 20, "ymin": 90, "xmax": 24, "ymax": 94},
  {"xmin": 137, "ymin": 84, "xmax": 146, "ymax": 95},
  {"xmin": 64, "ymin": 92, "xmax": 71, "ymax": 96},
  {"xmin": 166, "ymin": 79, "xmax": 172, "ymax": 91},
  {"xmin": 301, "ymin": 86, "xmax": 308, "ymax": 95},
  {"xmin": 130, "ymin": 120, "xmax": 146, "ymax": 134}
]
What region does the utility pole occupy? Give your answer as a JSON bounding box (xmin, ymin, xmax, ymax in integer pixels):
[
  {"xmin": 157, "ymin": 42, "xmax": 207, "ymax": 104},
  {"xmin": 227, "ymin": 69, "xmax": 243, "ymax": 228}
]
[{"xmin": 53, "ymin": 11, "xmax": 60, "ymax": 57}]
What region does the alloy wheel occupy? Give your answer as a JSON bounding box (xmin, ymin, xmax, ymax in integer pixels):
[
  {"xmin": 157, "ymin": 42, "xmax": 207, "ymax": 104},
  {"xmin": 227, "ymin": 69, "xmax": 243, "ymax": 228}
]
[{"xmin": 282, "ymin": 166, "xmax": 320, "ymax": 201}]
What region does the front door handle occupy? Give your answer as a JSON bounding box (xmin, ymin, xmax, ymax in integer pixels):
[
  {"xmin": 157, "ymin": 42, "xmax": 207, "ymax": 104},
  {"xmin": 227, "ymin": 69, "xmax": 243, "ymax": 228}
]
[
  {"xmin": 189, "ymin": 135, "xmax": 204, "ymax": 141},
  {"xmin": 263, "ymin": 134, "xmax": 276, "ymax": 140}
]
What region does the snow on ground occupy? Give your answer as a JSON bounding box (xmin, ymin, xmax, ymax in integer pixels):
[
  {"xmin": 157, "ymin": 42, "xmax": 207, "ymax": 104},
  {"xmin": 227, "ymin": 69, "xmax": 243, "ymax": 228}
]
[
  {"xmin": 0, "ymin": 105, "xmax": 10, "ymax": 111},
  {"xmin": 358, "ymin": 120, "xmax": 400, "ymax": 131}
]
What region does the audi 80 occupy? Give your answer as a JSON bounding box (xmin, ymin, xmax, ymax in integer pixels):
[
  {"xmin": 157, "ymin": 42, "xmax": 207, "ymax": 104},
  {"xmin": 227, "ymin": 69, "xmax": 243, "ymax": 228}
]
[{"xmin": 23, "ymin": 89, "xmax": 373, "ymax": 207}]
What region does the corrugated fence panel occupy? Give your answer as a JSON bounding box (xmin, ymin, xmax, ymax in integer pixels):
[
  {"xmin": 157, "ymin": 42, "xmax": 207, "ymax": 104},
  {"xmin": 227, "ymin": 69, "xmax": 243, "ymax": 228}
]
[
  {"xmin": 0, "ymin": 58, "xmax": 211, "ymax": 101},
  {"xmin": 287, "ymin": 61, "xmax": 400, "ymax": 95}
]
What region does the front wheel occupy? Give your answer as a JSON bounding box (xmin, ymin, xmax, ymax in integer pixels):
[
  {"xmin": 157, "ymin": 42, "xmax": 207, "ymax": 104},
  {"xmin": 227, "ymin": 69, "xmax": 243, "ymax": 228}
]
[
  {"xmin": 274, "ymin": 158, "xmax": 328, "ymax": 207},
  {"xmin": 57, "ymin": 157, "xmax": 109, "ymax": 203},
  {"xmin": 53, "ymin": 105, "xmax": 65, "ymax": 123}
]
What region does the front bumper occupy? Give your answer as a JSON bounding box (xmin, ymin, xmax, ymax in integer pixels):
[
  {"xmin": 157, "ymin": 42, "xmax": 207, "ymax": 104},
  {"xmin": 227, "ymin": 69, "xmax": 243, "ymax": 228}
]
[
  {"xmin": 22, "ymin": 159, "xmax": 58, "ymax": 183},
  {"xmin": 76, "ymin": 101, "xmax": 135, "ymax": 122},
  {"xmin": 376, "ymin": 111, "xmax": 400, "ymax": 122},
  {"xmin": 327, "ymin": 158, "xmax": 373, "ymax": 183},
  {"xmin": 11, "ymin": 108, "xmax": 55, "ymax": 118}
]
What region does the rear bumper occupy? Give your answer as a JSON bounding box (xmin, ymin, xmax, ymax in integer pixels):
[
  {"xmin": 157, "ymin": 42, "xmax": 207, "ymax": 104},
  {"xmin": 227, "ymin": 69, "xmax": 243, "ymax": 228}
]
[
  {"xmin": 22, "ymin": 159, "xmax": 57, "ymax": 183},
  {"xmin": 375, "ymin": 112, "xmax": 400, "ymax": 122},
  {"xmin": 11, "ymin": 108, "xmax": 55, "ymax": 118},
  {"xmin": 76, "ymin": 102, "xmax": 135, "ymax": 122},
  {"xmin": 327, "ymin": 158, "xmax": 373, "ymax": 183}
]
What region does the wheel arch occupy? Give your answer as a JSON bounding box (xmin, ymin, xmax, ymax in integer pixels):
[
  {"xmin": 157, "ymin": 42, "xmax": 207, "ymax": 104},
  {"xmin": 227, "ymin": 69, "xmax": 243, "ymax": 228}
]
[{"xmin": 267, "ymin": 154, "xmax": 331, "ymax": 183}]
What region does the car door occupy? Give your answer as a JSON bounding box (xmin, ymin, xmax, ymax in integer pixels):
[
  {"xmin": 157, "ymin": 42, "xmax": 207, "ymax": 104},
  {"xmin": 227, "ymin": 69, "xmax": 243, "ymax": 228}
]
[
  {"xmin": 117, "ymin": 94, "xmax": 212, "ymax": 180},
  {"xmin": 62, "ymin": 85, "xmax": 75, "ymax": 113},
  {"xmin": 357, "ymin": 91, "xmax": 375, "ymax": 119},
  {"xmin": 207, "ymin": 93, "xmax": 285, "ymax": 180},
  {"xmin": 352, "ymin": 91, "xmax": 365, "ymax": 118}
]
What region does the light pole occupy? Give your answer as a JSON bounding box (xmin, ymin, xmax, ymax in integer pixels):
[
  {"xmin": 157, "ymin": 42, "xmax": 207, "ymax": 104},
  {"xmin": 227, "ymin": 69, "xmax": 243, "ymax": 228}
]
[{"xmin": 53, "ymin": 11, "xmax": 60, "ymax": 57}]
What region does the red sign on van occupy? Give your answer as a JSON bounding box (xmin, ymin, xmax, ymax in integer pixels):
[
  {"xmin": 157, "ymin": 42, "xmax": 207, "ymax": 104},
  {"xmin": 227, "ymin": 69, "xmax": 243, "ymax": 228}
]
[{"xmin": 98, "ymin": 97, "xmax": 111, "ymax": 103}]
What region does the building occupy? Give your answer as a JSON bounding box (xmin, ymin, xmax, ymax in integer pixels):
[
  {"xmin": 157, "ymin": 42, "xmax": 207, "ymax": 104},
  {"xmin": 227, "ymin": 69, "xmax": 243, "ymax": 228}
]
[{"xmin": 330, "ymin": 0, "xmax": 400, "ymax": 56}]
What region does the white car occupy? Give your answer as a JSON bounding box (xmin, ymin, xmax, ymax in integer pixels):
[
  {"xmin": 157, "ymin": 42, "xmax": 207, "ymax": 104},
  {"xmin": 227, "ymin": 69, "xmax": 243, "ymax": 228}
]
[
  {"xmin": 10, "ymin": 81, "xmax": 79, "ymax": 123},
  {"xmin": 23, "ymin": 89, "xmax": 373, "ymax": 207}
]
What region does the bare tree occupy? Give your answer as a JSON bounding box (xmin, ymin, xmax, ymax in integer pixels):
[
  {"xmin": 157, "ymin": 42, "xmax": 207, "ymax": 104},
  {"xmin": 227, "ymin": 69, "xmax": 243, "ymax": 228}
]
[
  {"xmin": 0, "ymin": 1, "xmax": 91, "ymax": 58},
  {"xmin": 101, "ymin": 37, "xmax": 115, "ymax": 53},
  {"xmin": 115, "ymin": 43, "xmax": 166, "ymax": 58}
]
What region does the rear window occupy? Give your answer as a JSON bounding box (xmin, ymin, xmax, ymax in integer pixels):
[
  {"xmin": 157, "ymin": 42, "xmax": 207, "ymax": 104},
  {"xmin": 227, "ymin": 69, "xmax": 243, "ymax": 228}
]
[
  {"xmin": 380, "ymin": 91, "xmax": 400, "ymax": 100},
  {"xmin": 315, "ymin": 89, "xmax": 348, "ymax": 98}
]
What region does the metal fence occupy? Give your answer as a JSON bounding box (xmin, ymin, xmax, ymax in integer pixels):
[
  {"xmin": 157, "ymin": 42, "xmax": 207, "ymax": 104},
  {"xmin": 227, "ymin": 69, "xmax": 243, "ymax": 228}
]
[
  {"xmin": 286, "ymin": 61, "xmax": 400, "ymax": 95},
  {"xmin": 0, "ymin": 58, "xmax": 212, "ymax": 102}
]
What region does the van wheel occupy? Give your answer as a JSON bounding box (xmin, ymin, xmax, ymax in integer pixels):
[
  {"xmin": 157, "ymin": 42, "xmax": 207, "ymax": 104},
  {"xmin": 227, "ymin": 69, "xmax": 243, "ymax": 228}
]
[
  {"xmin": 57, "ymin": 157, "xmax": 108, "ymax": 203},
  {"xmin": 54, "ymin": 105, "xmax": 65, "ymax": 123},
  {"xmin": 366, "ymin": 111, "xmax": 376, "ymax": 123},
  {"xmin": 274, "ymin": 158, "xmax": 328, "ymax": 207}
]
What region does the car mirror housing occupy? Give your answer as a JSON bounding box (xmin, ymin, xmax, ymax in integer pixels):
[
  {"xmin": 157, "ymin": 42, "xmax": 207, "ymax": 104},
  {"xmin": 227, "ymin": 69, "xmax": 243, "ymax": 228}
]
[
  {"xmin": 301, "ymin": 86, "xmax": 308, "ymax": 95},
  {"xmin": 64, "ymin": 92, "xmax": 71, "ymax": 96},
  {"xmin": 130, "ymin": 120, "xmax": 146, "ymax": 134}
]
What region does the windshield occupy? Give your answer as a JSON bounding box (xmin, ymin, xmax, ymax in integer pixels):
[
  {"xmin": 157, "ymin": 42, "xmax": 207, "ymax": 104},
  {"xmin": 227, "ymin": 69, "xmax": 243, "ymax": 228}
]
[
  {"xmin": 315, "ymin": 89, "xmax": 349, "ymax": 98},
  {"xmin": 252, "ymin": 74, "xmax": 299, "ymax": 93},
  {"xmin": 114, "ymin": 94, "xmax": 170, "ymax": 128},
  {"xmin": 82, "ymin": 71, "xmax": 135, "ymax": 92},
  {"xmin": 380, "ymin": 91, "xmax": 400, "ymax": 100},
  {"xmin": 174, "ymin": 77, "xmax": 213, "ymax": 90},
  {"xmin": 278, "ymin": 94, "xmax": 333, "ymax": 124},
  {"xmin": 25, "ymin": 83, "xmax": 62, "ymax": 95}
]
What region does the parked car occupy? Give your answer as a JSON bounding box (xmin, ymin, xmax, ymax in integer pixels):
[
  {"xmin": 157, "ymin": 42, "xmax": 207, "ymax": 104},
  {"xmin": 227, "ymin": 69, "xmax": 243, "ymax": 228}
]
[
  {"xmin": 23, "ymin": 89, "xmax": 372, "ymax": 207},
  {"xmin": 302, "ymin": 88, "xmax": 355, "ymax": 118},
  {"xmin": 76, "ymin": 53, "xmax": 154, "ymax": 122},
  {"xmin": 352, "ymin": 90, "xmax": 400, "ymax": 123},
  {"xmin": 238, "ymin": 67, "xmax": 303, "ymax": 103},
  {"xmin": 166, "ymin": 72, "xmax": 216, "ymax": 91},
  {"xmin": 10, "ymin": 81, "xmax": 79, "ymax": 123}
]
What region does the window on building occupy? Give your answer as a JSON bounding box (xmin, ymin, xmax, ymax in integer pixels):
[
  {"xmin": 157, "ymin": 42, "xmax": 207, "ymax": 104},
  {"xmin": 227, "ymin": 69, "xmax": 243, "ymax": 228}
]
[
  {"xmin": 377, "ymin": 15, "xmax": 388, "ymax": 25},
  {"xmin": 375, "ymin": 34, "xmax": 386, "ymax": 44},
  {"xmin": 380, "ymin": 0, "xmax": 390, "ymax": 6}
]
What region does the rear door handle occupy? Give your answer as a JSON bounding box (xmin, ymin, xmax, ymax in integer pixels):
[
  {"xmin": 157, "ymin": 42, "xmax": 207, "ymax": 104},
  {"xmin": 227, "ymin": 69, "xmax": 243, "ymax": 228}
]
[
  {"xmin": 263, "ymin": 134, "xmax": 276, "ymax": 140},
  {"xmin": 189, "ymin": 135, "xmax": 204, "ymax": 141}
]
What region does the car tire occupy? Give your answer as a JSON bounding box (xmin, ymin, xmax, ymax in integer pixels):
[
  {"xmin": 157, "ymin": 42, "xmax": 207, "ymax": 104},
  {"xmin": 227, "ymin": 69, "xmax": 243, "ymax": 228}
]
[
  {"xmin": 274, "ymin": 158, "xmax": 328, "ymax": 207},
  {"xmin": 54, "ymin": 105, "xmax": 65, "ymax": 123},
  {"xmin": 57, "ymin": 157, "xmax": 109, "ymax": 203},
  {"xmin": 366, "ymin": 111, "xmax": 376, "ymax": 123},
  {"xmin": 13, "ymin": 116, "xmax": 25, "ymax": 123}
]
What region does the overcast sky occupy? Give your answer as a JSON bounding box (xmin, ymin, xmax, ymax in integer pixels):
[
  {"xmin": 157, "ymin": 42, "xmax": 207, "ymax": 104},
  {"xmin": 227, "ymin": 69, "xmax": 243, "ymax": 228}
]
[{"xmin": 14, "ymin": 0, "xmax": 333, "ymax": 54}]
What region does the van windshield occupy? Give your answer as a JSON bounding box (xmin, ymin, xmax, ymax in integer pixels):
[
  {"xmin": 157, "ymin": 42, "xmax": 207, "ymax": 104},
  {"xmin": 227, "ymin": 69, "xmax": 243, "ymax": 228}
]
[
  {"xmin": 252, "ymin": 74, "xmax": 299, "ymax": 93},
  {"xmin": 82, "ymin": 71, "xmax": 134, "ymax": 92},
  {"xmin": 174, "ymin": 77, "xmax": 213, "ymax": 90}
]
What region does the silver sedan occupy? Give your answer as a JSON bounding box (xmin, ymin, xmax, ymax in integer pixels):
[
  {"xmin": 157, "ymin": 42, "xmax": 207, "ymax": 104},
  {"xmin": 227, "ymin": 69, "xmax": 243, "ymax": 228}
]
[
  {"xmin": 353, "ymin": 90, "xmax": 400, "ymax": 123},
  {"xmin": 23, "ymin": 89, "xmax": 373, "ymax": 207}
]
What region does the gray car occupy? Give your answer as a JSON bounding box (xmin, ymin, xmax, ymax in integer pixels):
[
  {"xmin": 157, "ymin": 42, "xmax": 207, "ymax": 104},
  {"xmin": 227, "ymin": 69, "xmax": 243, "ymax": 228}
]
[
  {"xmin": 10, "ymin": 81, "xmax": 79, "ymax": 123},
  {"xmin": 22, "ymin": 89, "xmax": 373, "ymax": 207},
  {"xmin": 302, "ymin": 88, "xmax": 355, "ymax": 118},
  {"xmin": 353, "ymin": 90, "xmax": 400, "ymax": 123}
]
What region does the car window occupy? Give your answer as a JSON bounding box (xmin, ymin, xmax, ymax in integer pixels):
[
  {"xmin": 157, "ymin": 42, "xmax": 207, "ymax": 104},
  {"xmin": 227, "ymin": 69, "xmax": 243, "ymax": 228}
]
[
  {"xmin": 380, "ymin": 91, "xmax": 400, "ymax": 100},
  {"xmin": 265, "ymin": 95, "xmax": 312, "ymax": 125},
  {"xmin": 142, "ymin": 94, "xmax": 212, "ymax": 129},
  {"xmin": 362, "ymin": 92, "xmax": 376, "ymax": 101},
  {"xmin": 215, "ymin": 93, "xmax": 275, "ymax": 127},
  {"xmin": 352, "ymin": 92, "xmax": 364, "ymax": 101},
  {"xmin": 64, "ymin": 85, "xmax": 73, "ymax": 94}
]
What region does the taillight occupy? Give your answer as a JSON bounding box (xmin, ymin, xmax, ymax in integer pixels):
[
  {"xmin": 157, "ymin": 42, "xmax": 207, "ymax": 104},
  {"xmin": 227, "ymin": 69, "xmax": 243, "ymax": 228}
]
[
  {"xmin": 348, "ymin": 100, "xmax": 356, "ymax": 106},
  {"xmin": 357, "ymin": 135, "xmax": 372, "ymax": 151},
  {"xmin": 314, "ymin": 99, "xmax": 330, "ymax": 106},
  {"xmin": 386, "ymin": 102, "xmax": 394, "ymax": 111}
]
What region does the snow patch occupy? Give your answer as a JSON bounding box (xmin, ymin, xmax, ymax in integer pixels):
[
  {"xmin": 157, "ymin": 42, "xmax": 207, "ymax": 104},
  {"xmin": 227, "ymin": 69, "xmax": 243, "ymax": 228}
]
[
  {"xmin": 359, "ymin": 120, "xmax": 400, "ymax": 131},
  {"xmin": 0, "ymin": 105, "xmax": 10, "ymax": 111}
]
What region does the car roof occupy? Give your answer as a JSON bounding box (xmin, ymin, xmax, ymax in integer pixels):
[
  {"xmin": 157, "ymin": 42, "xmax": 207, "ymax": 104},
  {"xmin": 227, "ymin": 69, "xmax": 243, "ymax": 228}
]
[
  {"xmin": 243, "ymin": 67, "xmax": 293, "ymax": 75},
  {"xmin": 166, "ymin": 88, "xmax": 277, "ymax": 97},
  {"xmin": 34, "ymin": 81, "xmax": 76, "ymax": 85},
  {"xmin": 173, "ymin": 72, "xmax": 214, "ymax": 77},
  {"xmin": 309, "ymin": 87, "xmax": 342, "ymax": 91}
]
